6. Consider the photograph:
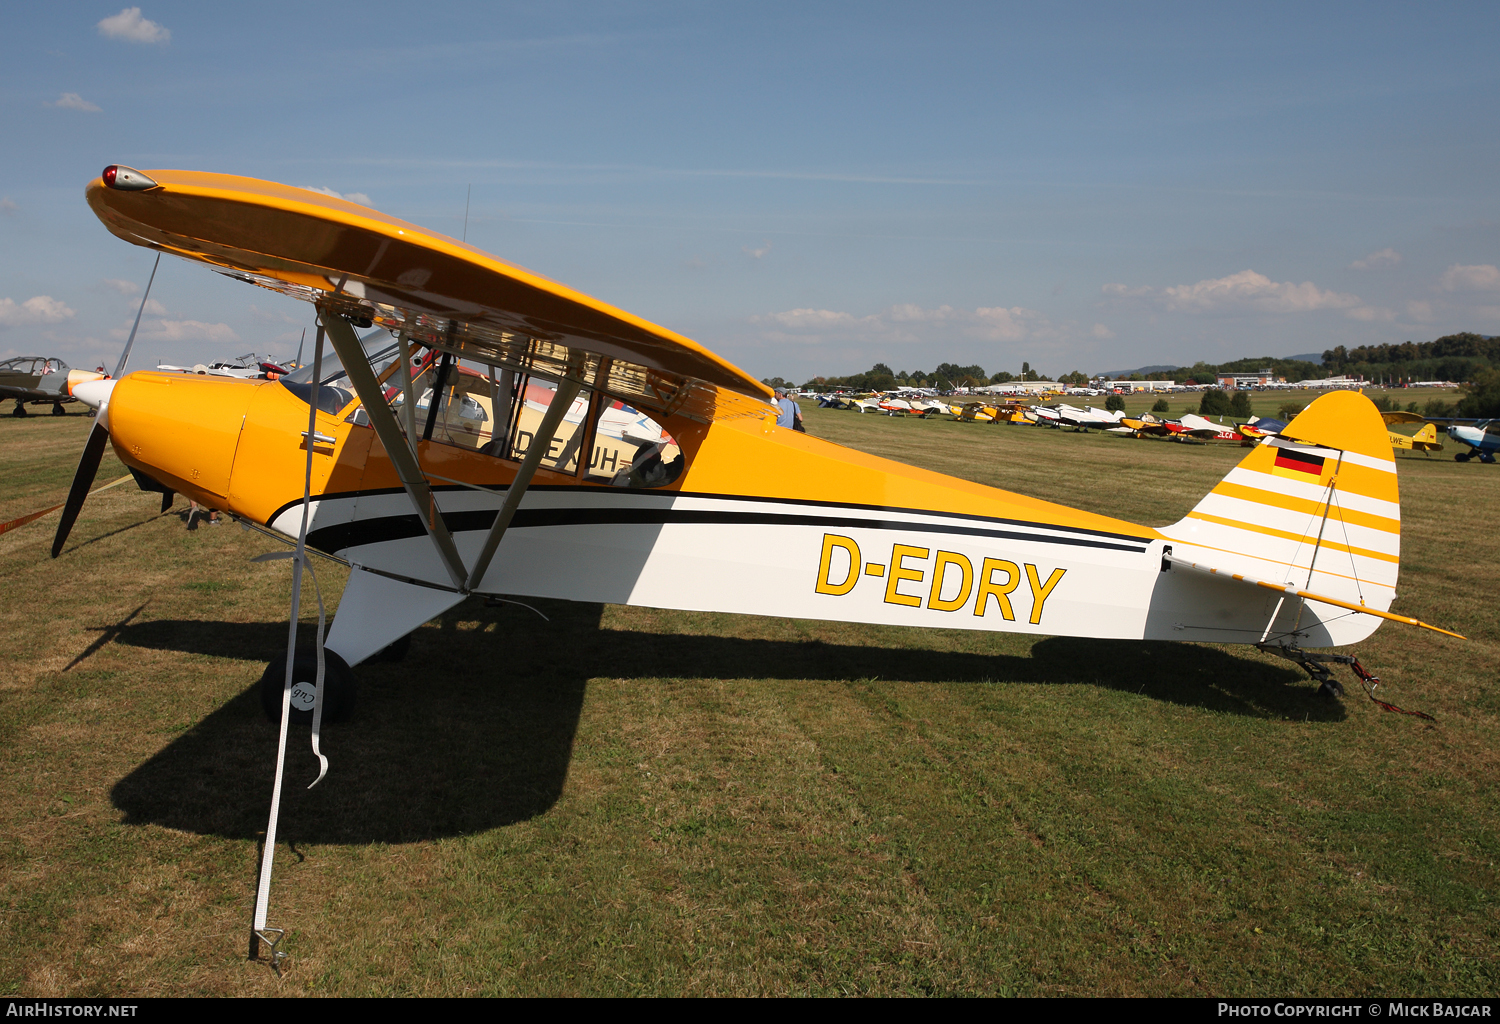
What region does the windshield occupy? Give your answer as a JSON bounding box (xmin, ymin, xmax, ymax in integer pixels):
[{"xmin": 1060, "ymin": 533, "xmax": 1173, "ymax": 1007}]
[
  {"xmin": 281, "ymin": 328, "xmax": 401, "ymax": 387},
  {"xmin": 280, "ymin": 327, "xmax": 403, "ymax": 413}
]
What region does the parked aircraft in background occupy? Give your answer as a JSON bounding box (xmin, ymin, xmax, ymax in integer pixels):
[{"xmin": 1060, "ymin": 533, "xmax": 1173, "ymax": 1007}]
[
  {"xmin": 1177, "ymin": 414, "xmax": 1247, "ymax": 443},
  {"xmin": 156, "ymin": 353, "xmax": 290, "ymax": 379},
  {"xmin": 1379, "ymin": 412, "xmax": 1444, "ymax": 455},
  {"xmin": 0, "ymin": 357, "xmax": 104, "ymax": 416},
  {"xmin": 1446, "ymin": 421, "xmax": 1497, "ymax": 463},
  {"xmin": 1037, "ymin": 404, "xmax": 1128, "ymax": 431}
]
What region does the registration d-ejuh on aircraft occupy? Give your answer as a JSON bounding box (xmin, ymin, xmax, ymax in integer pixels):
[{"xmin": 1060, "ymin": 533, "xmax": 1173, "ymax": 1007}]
[{"xmin": 59, "ymin": 166, "xmax": 1461, "ymax": 724}]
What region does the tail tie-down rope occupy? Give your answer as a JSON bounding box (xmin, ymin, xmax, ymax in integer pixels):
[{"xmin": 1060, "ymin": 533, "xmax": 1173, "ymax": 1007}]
[{"xmin": 1257, "ymin": 643, "xmax": 1436, "ymax": 722}]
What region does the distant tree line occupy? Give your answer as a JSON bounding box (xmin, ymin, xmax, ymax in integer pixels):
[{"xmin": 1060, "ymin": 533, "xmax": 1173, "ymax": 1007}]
[
  {"xmin": 777, "ymin": 332, "xmax": 1499, "ymax": 416},
  {"xmin": 768, "ymin": 360, "xmax": 1091, "ymax": 392},
  {"xmin": 1321, "ymin": 332, "xmax": 1499, "ymax": 386},
  {"xmin": 1138, "ymin": 356, "xmax": 1323, "ymax": 385}
]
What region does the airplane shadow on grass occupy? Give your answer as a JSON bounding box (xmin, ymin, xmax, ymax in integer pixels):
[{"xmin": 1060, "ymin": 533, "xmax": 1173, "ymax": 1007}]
[{"xmin": 109, "ymin": 597, "xmax": 1330, "ymax": 845}]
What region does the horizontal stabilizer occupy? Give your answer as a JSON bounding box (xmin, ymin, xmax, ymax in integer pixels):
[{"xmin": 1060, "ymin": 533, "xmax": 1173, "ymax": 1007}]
[{"xmin": 1164, "ymin": 553, "xmax": 1463, "ymax": 639}]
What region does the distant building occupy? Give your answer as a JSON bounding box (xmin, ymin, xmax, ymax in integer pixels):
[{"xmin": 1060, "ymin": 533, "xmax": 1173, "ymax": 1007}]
[
  {"xmin": 1101, "ymin": 379, "xmax": 1175, "ymax": 393},
  {"xmin": 1292, "ymin": 375, "xmax": 1365, "ymax": 389},
  {"xmin": 1216, "ymin": 369, "xmax": 1278, "ymax": 389},
  {"xmin": 975, "ymin": 380, "xmax": 1059, "ymax": 395}
]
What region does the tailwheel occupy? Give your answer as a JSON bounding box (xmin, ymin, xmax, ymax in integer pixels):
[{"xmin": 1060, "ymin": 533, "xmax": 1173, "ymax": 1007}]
[{"xmin": 259, "ymin": 649, "xmax": 356, "ymax": 724}]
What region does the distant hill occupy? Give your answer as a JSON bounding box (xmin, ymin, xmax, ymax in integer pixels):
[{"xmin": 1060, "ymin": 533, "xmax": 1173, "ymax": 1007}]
[
  {"xmin": 1095, "ymin": 364, "xmax": 1180, "ymax": 379},
  {"xmin": 1095, "ymin": 356, "xmax": 1328, "ymax": 379}
]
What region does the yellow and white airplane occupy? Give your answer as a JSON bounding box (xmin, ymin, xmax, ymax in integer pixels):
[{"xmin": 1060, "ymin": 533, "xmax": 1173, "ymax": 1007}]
[
  {"xmin": 1381, "ymin": 411, "xmax": 1444, "ymax": 454},
  {"xmin": 60, "ymin": 166, "xmax": 1459, "ymax": 720}
]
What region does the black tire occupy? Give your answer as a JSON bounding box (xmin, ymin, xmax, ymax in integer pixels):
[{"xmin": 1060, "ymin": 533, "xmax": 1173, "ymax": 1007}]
[
  {"xmin": 51, "ymin": 404, "xmax": 66, "ymax": 416},
  {"xmin": 259, "ymin": 649, "xmax": 355, "ymax": 724},
  {"xmin": 1455, "ymin": 452, "xmax": 1471, "ymax": 462},
  {"xmin": 11, "ymin": 401, "xmax": 26, "ymax": 417},
  {"xmin": 369, "ymin": 632, "xmax": 412, "ymax": 664}
]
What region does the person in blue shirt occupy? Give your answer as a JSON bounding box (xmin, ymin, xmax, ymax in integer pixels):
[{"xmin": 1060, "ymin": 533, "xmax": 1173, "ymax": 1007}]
[{"xmin": 774, "ymin": 388, "xmax": 805, "ymax": 432}]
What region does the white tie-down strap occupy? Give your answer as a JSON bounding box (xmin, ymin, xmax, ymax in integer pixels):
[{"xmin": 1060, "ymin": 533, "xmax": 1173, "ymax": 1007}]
[
  {"xmin": 251, "ymin": 550, "xmax": 330, "ymax": 788},
  {"xmin": 250, "ymin": 320, "xmax": 328, "ymax": 962}
]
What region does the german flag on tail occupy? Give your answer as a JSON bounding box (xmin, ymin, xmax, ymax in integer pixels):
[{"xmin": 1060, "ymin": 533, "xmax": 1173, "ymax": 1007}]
[{"xmin": 1271, "ymin": 446, "xmax": 1330, "ymax": 484}]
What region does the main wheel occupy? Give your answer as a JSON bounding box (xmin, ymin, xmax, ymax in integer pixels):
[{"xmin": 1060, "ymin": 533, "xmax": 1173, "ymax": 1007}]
[
  {"xmin": 369, "ymin": 632, "xmax": 412, "ymax": 663},
  {"xmin": 51, "ymin": 404, "xmax": 66, "ymax": 416},
  {"xmin": 259, "ymin": 649, "xmax": 356, "ymax": 724},
  {"xmin": 1455, "ymin": 452, "xmax": 1471, "ymax": 462},
  {"xmin": 11, "ymin": 401, "xmax": 26, "ymax": 417},
  {"xmin": 1482, "ymin": 452, "xmax": 1497, "ymax": 464}
]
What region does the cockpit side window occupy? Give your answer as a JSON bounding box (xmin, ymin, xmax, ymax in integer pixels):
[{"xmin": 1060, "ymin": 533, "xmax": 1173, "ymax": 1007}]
[
  {"xmin": 501, "ymin": 376, "xmax": 592, "ymax": 472},
  {"xmin": 281, "ymin": 329, "xmax": 686, "ymax": 486},
  {"xmin": 586, "ymin": 399, "xmax": 684, "ymax": 488}
]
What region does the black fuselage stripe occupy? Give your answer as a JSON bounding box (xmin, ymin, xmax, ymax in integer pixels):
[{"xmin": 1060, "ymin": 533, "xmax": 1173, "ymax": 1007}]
[
  {"xmin": 305, "ymin": 506, "xmax": 1150, "ymax": 555},
  {"xmin": 274, "ymin": 485, "xmax": 1148, "ymax": 547}
]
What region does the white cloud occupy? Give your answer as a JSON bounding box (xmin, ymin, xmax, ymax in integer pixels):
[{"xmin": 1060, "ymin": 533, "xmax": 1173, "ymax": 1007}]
[
  {"xmin": 1405, "ymin": 300, "xmax": 1434, "ymax": 321},
  {"xmin": 102, "ymin": 278, "xmax": 138, "ymax": 295},
  {"xmin": 49, "ymin": 92, "xmax": 101, "ymax": 112},
  {"xmin": 1350, "ymin": 248, "xmax": 1401, "ymax": 271},
  {"xmin": 751, "ymin": 302, "xmax": 1053, "ymax": 344},
  {"xmin": 247, "ymin": 303, "xmax": 304, "ymax": 326},
  {"xmin": 142, "ymin": 298, "xmax": 168, "ymax": 315},
  {"xmin": 1102, "ymin": 269, "xmax": 1361, "ymax": 314},
  {"xmin": 110, "ymin": 319, "xmax": 239, "ymax": 343},
  {"xmin": 0, "ymin": 198, "xmax": 15, "ymax": 214},
  {"xmin": 1090, "ymin": 323, "xmax": 1115, "ymax": 340},
  {"xmin": 1439, "ymin": 264, "xmax": 1500, "ymax": 292},
  {"xmin": 97, "ymin": 8, "xmax": 170, "ymax": 44},
  {"xmin": 0, "ymin": 296, "xmax": 76, "ymax": 329},
  {"xmin": 743, "ymin": 241, "xmax": 772, "ymax": 259},
  {"xmin": 1346, "ymin": 306, "xmax": 1396, "ymax": 322},
  {"xmin": 299, "ymin": 185, "xmax": 373, "ymax": 207}
]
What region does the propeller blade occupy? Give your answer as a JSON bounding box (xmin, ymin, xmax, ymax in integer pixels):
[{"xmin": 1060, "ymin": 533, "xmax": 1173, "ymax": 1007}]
[{"xmin": 51, "ymin": 423, "xmax": 110, "ymax": 558}]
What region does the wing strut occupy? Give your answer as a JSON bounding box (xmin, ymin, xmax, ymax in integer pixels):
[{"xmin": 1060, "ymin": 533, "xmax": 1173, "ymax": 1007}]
[
  {"xmin": 465, "ymin": 372, "xmax": 582, "ymax": 591},
  {"xmin": 320, "ymin": 310, "xmax": 469, "ymax": 591}
]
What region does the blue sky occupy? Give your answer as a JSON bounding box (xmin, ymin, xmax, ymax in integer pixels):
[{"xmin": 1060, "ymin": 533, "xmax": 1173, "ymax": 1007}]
[{"xmin": 3, "ymin": 2, "xmax": 1498, "ymax": 381}]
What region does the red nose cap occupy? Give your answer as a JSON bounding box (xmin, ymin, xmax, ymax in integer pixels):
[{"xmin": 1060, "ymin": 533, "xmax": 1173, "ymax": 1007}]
[{"xmin": 102, "ymin": 165, "xmax": 158, "ymax": 191}]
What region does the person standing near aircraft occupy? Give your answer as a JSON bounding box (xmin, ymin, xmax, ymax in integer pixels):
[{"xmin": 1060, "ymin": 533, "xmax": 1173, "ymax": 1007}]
[{"xmin": 774, "ymin": 387, "xmax": 805, "ymax": 432}]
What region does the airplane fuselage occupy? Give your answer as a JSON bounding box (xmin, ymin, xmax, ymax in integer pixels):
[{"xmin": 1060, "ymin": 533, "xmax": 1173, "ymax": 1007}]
[{"xmin": 95, "ymin": 370, "xmax": 1391, "ymax": 665}]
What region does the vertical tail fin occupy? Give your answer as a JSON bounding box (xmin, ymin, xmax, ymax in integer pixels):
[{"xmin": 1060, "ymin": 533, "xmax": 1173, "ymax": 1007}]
[{"xmin": 1157, "ymin": 391, "xmax": 1400, "ymax": 645}]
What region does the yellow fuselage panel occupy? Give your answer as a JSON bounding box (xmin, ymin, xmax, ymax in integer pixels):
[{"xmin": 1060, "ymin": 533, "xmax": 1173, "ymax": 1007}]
[
  {"xmin": 108, "ymin": 373, "xmax": 252, "ymax": 503},
  {"xmin": 227, "ymin": 380, "xmax": 367, "ymax": 524},
  {"xmin": 685, "ymin": 418, "xmax": 1156, "ymax": 539}
]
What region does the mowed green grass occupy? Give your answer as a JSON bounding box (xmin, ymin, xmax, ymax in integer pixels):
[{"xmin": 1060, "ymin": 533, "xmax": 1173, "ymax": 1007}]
[{"xmin": 0, "ymin": 402, "xmax": 1495, "ymax": 997}]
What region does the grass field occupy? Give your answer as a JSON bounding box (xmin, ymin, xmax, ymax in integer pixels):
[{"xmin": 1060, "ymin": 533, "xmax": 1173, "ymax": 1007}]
[{"xmin": 0, "ymin": 399, "xmax": 1495, "ymax": 997}]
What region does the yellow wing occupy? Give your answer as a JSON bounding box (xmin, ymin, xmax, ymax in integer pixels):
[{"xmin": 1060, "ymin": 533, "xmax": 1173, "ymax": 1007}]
[{"xmin": 86, "ymin": 168, "xmax": 773, "ymax": 422}]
